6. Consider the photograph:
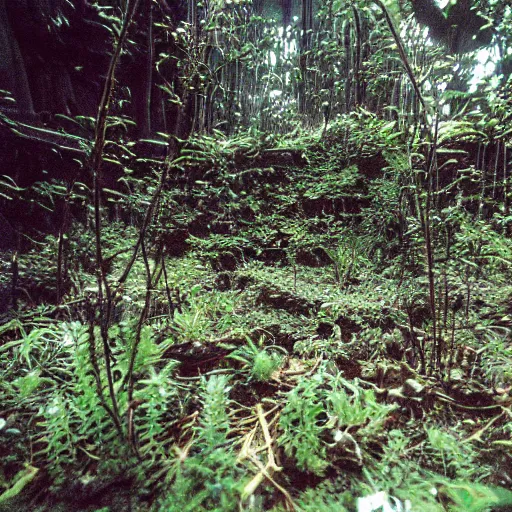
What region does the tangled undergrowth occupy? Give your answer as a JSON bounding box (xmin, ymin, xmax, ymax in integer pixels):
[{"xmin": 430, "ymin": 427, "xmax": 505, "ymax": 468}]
[{"xmin": 1, "ymin": 113, "xmax": 512, "ymax": 512}]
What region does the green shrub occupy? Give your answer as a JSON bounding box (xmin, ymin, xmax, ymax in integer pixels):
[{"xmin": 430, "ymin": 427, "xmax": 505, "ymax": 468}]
[{"xmin": 278, "ymin": 366, "xmax": 395, "ymax": 475}]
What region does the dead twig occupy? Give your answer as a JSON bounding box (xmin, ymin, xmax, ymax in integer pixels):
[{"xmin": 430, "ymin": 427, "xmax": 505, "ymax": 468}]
[{"xmin": 238, "ymin": 404, "xmax": 296, "ymax": 510}]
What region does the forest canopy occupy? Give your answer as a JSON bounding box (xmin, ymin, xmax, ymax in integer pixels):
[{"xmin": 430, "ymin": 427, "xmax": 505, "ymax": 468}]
[{"xmin": 1, "ymin": 0, "xmax": 510, "ymax": 139}]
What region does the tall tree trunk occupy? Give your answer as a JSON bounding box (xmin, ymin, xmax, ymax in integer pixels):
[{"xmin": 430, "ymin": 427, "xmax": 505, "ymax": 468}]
[
  {"xmin": 139, "ymin": 0, "xmax": 153, "ymax": 137},
  {"xmin": 0, "ymin": 0, "xmax": 34, "ymax": 117}
]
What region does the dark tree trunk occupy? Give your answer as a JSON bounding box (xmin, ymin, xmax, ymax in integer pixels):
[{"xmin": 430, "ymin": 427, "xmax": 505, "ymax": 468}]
[{"xmin": 0, "ymin": 0, "xmax": 34, "ymax": 117}]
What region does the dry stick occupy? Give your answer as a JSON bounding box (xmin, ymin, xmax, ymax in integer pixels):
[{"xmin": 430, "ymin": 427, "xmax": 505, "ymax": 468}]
[
  {"xmin": 248, "ymin": 455, "xmax": 296, "ymax": 511},
  {"xmin": 56, "ymin": 194, "xmax": 69, "ymax": 304},
  {"xmin": 89, "ymin": 0, "xmax": 141, "ymax": 435},
  {"xmin": 235, "ymin": 405, "xmax": 281, "ymax": 428},
  {"xmin": 434, "ymin": 392, "xmax": 502, "ymax": 411},
  {"xmin": 241, "ymin": 404, "xmax": 296, "ymax": 510},
  {"xmin": 282, "ymin": 356, "xmax": 322, "ymax": 377},
  {"xmin": 463, "ymin": 411, "xmax": 505, "ymax": 444},
  {"xmin": 257, "ymin": 404, "xmax": 279, "ymax": 469},
  {"xmin": 237, "ymin": 426, "xmax": 258, "ymax": 459}
]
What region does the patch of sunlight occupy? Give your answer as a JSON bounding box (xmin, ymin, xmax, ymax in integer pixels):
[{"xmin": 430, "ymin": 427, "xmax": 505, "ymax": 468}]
[
  {"xmin": 272, "ymin": 26, "xmax": 297, "ymax": 63},
  {"xmin": 469, "ymin": 46, "xmax": 499, "ymax": 92},
  {"xmin": 357, "ymin": 491, "xmax": 411, "ymax": 512},
  {"xmin": 284, "ymin": 38, "xmax": 297, "ymax": 58},
  {"xmin": 270, "ymin": 90, "xmax": 282, "ymax": 98},
  {"xmin": 438, "ymin": 82, "xmax": 448, "ymax": 93}
]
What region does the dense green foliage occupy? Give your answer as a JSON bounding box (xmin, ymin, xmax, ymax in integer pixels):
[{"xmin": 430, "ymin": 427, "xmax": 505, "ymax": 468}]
[{"xmin": 1, "ymin": 0, "xmax": 512, "ymax": 511}]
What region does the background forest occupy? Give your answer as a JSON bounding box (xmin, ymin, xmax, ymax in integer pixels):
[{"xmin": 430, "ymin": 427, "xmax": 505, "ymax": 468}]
[{"xmin": 1, "ymin": 0, "xmax": 512, "ymax": 510}]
